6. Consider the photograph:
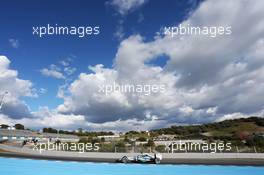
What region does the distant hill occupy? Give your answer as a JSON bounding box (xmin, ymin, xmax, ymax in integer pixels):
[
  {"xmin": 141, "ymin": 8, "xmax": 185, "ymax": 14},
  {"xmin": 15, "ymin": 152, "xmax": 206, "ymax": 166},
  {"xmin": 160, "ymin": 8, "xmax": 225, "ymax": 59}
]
[{"xmin": 152, "ymin": 117, "xmax": 264, "ymax": 140}]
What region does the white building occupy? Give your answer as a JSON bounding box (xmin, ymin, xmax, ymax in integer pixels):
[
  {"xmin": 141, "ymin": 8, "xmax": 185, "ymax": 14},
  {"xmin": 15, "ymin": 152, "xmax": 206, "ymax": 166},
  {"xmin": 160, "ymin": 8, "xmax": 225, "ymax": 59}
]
[
  {"xmin": 0, "ymin": 129, "xmax": 79, "ymax": 142},
  {"xmin": 97, "ymin": 134, "xmax": 120, "ymax": 141}
]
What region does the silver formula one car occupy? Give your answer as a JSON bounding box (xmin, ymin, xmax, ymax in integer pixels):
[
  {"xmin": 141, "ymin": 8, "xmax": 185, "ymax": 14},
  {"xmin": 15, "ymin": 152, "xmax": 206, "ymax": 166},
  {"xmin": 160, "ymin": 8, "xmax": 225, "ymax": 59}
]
[{"xmin": 118, "ymin": 153, "xmax": 162, "ymax": 164}]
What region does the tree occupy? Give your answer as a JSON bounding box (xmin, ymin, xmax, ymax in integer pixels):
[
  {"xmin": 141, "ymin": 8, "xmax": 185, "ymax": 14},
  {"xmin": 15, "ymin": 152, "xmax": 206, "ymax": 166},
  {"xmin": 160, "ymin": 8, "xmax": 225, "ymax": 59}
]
[
  {"xmin": 253, "ymin": 136, "xmax": 264, "ymax": 147},
  {"xmin": 245, "ymin": 137, "xmax": 255, "ymax": 147},
  {"xmin": 0, "ymin": 124, "xmax": 9, "ymax": 129},
  {"xmin": 256, "ymin": 119, "xmax": 264, "ymax": 126},
  {"xmin": 14, "ymin": 123, "xmax": 24, "ymax": 130},
  {"xmin": 115, "ymin": 140, "xmax": 126, "ymax": 147},
  {"xmin": 137, "ymin": 137, "xmax": 147, "ymax": 142},
  {"xmin": 43, "ymin": 127, "xmax": 57, "ymax": 133},
  {"xmin": 124, "ymin": 136, "xmax": 129, "ymax": 143},
  {"xmin": 100, "ymin": 137, "xmax": 105, "ymax": 142},
  {"xmin": 155, "ymin": 145, "xmax": 166, "ymax": 153},
  {"xmin": 77, "ymin": 128, "xmax": 83, "ymax": 133},
  {"xmin": 145, "ymin": 139, "xmax": 155, "ymax": 147}
]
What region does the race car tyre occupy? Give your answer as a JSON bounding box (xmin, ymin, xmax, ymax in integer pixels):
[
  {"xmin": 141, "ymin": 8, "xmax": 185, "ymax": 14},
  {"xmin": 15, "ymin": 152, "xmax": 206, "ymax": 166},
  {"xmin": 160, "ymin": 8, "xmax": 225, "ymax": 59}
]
[
  {"xmin": 121, "ymin": 156, "xmax": 128, "ymax": 163},
  {"xmin": 155, "ymin": 158, "xmax": 160, "ymax": 164}
]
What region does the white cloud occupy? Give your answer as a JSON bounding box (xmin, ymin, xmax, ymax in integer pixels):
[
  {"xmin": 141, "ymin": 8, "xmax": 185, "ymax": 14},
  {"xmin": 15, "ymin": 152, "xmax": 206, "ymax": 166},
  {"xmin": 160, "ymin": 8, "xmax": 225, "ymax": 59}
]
[
  {"xmin": 216, "ymin": 112, "xmax": 248, "ymax": 122},
  {"xmin": 41, "ymin": 58, "xmax": 76, "ymax": 79},
  {"xmin": 64, "ymin": 67, "xmax": 76, "ymax": 76},
  {"xmin": 0, "ymin": 55, "xmax": 35, "ymax": 119},
  {"xmin": 8, "ymin": 38, "xmax": 19, "ymax": 48},
  {"xmin": 0, "ymin": 112, "xmax": 165, "ymax": 132},
  {"xmin": 39, "ymin": 88, "xmax": 47, "ymax": 94},
  {"xmin": 2, "ymin": 0, "xmax": 264, "ymax": 131},
  {"xmin": 109, "ymin": 0, "xmax": 148, "ymax": 15},
  {"xmin": 40, "ymin": 64, "xmax": 65, "ymax": 79},
  {"xmin": 109, "ymin": 0, "xmax": 148, "ymax": 40},
  {"xmin": 114, "ymin": 21, "xmax": 125, "ymax": 40},
  {"xmin": 0, "ymin": 107, "xmax": 86, "ymax": 130},
  {"xmin": 216, "ymin": 110, "xmax": 264, "ymax": 122},
  {"xmin": 56, "ymin": 0, "xmax": 264, "ymax": 130},
  {"xmin": 40, "ymin": 68, "xmax": 65, "ymax": 79},
  {"xmin": 59, "ymin": 60, "xmax": 70, "ymax": 67},
  {"xmin": 137, "ymin": 13, "xmax": 144, "ymax": 23}
]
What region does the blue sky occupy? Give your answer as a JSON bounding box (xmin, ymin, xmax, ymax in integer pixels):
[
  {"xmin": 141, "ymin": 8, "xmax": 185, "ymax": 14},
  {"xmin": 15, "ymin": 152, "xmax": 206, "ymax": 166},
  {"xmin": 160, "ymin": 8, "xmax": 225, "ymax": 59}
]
[
  {"xmin": 0, "ymin": 0, "xmax": 264, "ymax": 131},
  {"xmin": 0, "ymin": 0, "xmax": 201, "ymax": 111}
]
